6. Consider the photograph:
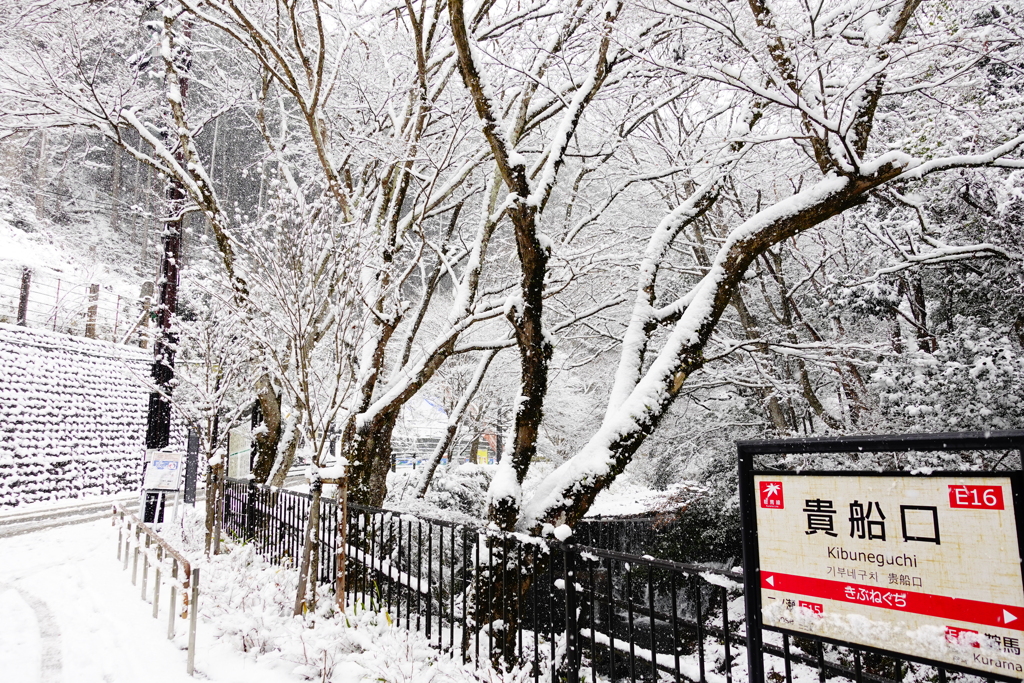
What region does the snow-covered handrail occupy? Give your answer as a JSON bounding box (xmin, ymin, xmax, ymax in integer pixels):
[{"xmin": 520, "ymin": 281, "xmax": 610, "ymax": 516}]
[{"xmin": 111, "ymin": 505, "xmax": 199, "ymax": 675}]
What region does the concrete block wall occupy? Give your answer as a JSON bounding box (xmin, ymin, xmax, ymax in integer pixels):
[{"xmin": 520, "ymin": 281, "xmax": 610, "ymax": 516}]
[{"xmin": 0, "ymin": 323, "xmax": 151, "ymax": 507}]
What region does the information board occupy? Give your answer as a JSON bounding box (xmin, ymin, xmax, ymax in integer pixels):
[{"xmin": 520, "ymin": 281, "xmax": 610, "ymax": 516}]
[
  {"xmin": 143, "ymin": 450, "xmax": 183, "ymax": 491},
  {"xmin": 754, "ymin": 472, "xmax": 1024, "ymax": 677},
  {"xmin": 228, "ymin": 427, "xmax": 251, "ymax": 479}
]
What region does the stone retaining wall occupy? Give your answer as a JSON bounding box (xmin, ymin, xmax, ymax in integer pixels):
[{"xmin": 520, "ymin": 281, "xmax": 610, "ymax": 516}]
[{"xmin": 0, "ymin": 323, "xmax": 150, "ymax": 507}]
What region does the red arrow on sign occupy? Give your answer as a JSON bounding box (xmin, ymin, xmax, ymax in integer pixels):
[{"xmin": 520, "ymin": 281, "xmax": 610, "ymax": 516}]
[{"xmin": 761, "ymin": 572, "xmax": 1024, "ymax": 631}]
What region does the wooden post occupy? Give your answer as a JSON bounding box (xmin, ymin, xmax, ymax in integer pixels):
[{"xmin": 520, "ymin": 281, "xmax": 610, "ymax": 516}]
[
  {"xmin": 139, "ymin": 281, "xmax": 154, "ymax": 348},
  {"xmin": 51, "ymin": 278, "xmax": 60, "ymax": 330},
  {"xmin": 113, "ymin": 294, "xmax": 122, "ymax": 341},
  {"xmin": 132, "ymin": 524, "xmax": 140, "ymax": 584},
  {"xmin": 115, "ymin": 508, "xmax": 122, "ymax": 560},
  {"xmin": 123, "ymin": 520, "xmax": 132, "ymax": 571},
  {"xmin": 16, "ymin": 268, "xmax": 31, "ymax": 326},
  {"xmin": 85, "ymin": 283, "xmax": 99, "ymax": 338}
]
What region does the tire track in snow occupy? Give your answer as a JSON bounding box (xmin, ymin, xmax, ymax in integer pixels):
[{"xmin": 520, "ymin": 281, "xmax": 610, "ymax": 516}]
[{"xmin": 0, "ymin": 583, "xmax": 62, "ymax": 683}]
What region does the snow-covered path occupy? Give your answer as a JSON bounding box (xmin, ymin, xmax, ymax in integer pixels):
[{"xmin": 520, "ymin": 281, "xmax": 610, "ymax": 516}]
[{"xmin": 0, "ymin": 518, "xmax": 292, "ymax": 683}]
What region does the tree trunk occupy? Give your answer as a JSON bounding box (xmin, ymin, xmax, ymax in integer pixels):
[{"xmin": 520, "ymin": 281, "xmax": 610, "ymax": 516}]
[
  {"xmin": 466, "ymin": 538, "xmax": 540, "ymax": 669},
  {"xmin": 34, "ymin": 131, "xmax": 46, "ymax": 220},
  {"xmin": 251, "ymin": 375, "xmax": 283, "ymax": 483},
  {"xmin": 145, "ymin": 173, "xmax": 185, "ymax": 450},
  {"xmin": 909, "ymin": 276, "xmax": 936, "ymax": 352},
  {"xmin": 521, "ymin": 171, "xmax": 906, "ymax": 534},
  {"xmin": 204, "ymin": 460, "xmax": 224, "ymax": 554},
  {"xmin": 344, "ymin": 407, "xmax": 400, "ymax": 507},
  {"xmin": 731, "ymin": 291, "xmax": 791, "ymax": 433},
  {"xmin": 417, "ymin": 350, "xmax": 498, "ymax": 497},
  {"xmin": 294, "ymin": 478, "xmax": 322, "ymax": 615},
  {"xmin": 111, "ymin": 144, "xmax": 122, "ymax": 234}
]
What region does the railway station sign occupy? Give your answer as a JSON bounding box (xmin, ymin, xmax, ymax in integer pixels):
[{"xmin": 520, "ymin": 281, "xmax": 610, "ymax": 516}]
[{"xmin": 752, "ymin": 471, "xmax": 1024, "ymax": 678}]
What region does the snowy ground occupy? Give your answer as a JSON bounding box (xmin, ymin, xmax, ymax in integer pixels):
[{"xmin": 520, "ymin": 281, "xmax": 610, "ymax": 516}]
[
  {"xmin": 0, "ymin": 517, "xmax": 295, "ymax": 683},
  {"xmin": 0, "ymin": 512, "xmax": 505, "ymax": 683}
]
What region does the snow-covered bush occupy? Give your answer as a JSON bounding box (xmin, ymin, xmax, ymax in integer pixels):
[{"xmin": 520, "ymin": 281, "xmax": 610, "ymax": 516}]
[
  {"xmin": 387, "ymin": 463, "xmax": 493, "ymax": 523},
  {"xmin": 872, "ymin": 323, "xmax": 1024, "ymax": 433}
]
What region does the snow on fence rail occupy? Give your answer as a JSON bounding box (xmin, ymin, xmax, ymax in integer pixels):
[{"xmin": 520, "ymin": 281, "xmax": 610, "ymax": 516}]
[{"xmin": 112, "ymin": 505, "xmax": 199, "ymax": 675}]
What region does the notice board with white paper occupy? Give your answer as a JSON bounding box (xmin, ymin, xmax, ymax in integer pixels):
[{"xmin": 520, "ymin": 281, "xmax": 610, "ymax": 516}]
[{"xmin": 143, "ymin": 450, "xmax": 183, "ymax": 491}]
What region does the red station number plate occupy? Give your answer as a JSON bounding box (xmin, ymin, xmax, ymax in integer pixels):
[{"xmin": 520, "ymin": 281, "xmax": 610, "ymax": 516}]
[{"xmin": 948, "ymin": 484, "xmax": 1004, "ymax": 510}]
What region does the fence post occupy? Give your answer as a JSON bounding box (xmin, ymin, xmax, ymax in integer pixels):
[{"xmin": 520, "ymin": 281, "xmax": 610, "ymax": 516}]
[
  {"xmin": 245, "ymin": 481, "xmax": 256, "ymax": 541},
  {"xmin": 168, "ymin": 559, "xmax": 178, "ymax": 639},
  {"xmin": 563, "ymin": 545, "xmax": 580, "ymax": 683},
  {"xmin": 139, "ymin": 281, "xmax": 154, "ymax": 349},
  {"xmin": 112, "ymin": 294, "xmax": 122, "ymax": 341},
  {"xmin": 141, "ymin": 535, "xmax": 150, "ymax": 600},
  {"xmin": 153, "ymin": 546, "xmax": 162, "ymax": 618},
  {"xmin": 187, "ymin": 568, "xmax": 199, "ymax": 676},
  {"xmin": 85, "ymin": 283, "xmax": 99, "ymax": 338},
  {"xmin": 336, "ymin": 473, "xmax": 349, "ymax": 611},
  {"xmin": 17, "ymin": 267, "xmax": 31, "ymax": 326},
  {"xmin": 51, "ymin": 278, "xmax": 60, "ymax": 330},
  {"xmin": 738, "ymin": 444, "xmax": 765, "ymax": 683}
]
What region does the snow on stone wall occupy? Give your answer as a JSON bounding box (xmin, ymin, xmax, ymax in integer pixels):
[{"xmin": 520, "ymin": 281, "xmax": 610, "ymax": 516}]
[{"xmin": 0, "ymin": 323, "xmax": 151, "ymax": 507}]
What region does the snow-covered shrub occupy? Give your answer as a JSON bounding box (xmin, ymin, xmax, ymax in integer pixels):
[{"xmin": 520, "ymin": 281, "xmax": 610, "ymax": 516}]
[
  {"xmin": 160, "ymin": 508, "xmax": 501, "ymax": 682},
  {"xmin": 872, "ymin": 323, "xmax": 1024, "ymax": 433},
  {"xmin": 421, "ymin": 463, "xmax": 493, "ymax": 517},
  {"xmin": 386, "ymin": 463, "xmax": 494, "ymax": 524}
]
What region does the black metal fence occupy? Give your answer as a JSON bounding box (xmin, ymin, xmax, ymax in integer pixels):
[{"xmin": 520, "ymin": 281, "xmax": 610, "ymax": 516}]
[
  {"xmin": 221, "ymin": 477, "xmax": 989, "ymax": 683},
  {"xmin": 222, "ymin": 478, "xmax": 747, "ymax": 682},
  {"xmin": 222, "ymin": 480, "xmax": 341, "ymax": 584}
]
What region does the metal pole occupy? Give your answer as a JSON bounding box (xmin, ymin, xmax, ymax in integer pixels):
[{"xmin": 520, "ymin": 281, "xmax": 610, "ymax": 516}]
[
  {"xmin": 738, "ymin": 444, "xmax": 764, "ymax": 683},
  {"xmin": 153, "ymin": 546, "xmax": 162, "ymax": 618},
  {"xmin": 168, "ymin": 559, "xmax": 178, "ymax": 639},
  {"xmin": 187, "ymin": 568, "xmax": 199, "ymax": 676}
]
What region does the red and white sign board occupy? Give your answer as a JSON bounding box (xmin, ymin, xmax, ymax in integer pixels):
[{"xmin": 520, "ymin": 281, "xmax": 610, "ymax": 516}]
[{"xmin": 755, "ymin": 473, "xmax": 1024, "ymax": 677}]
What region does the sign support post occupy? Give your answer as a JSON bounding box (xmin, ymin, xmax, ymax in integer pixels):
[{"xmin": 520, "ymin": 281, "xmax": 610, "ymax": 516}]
[{"xmin": 739, "ymin": 444, "xmax": 764, "ymax": 683}]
